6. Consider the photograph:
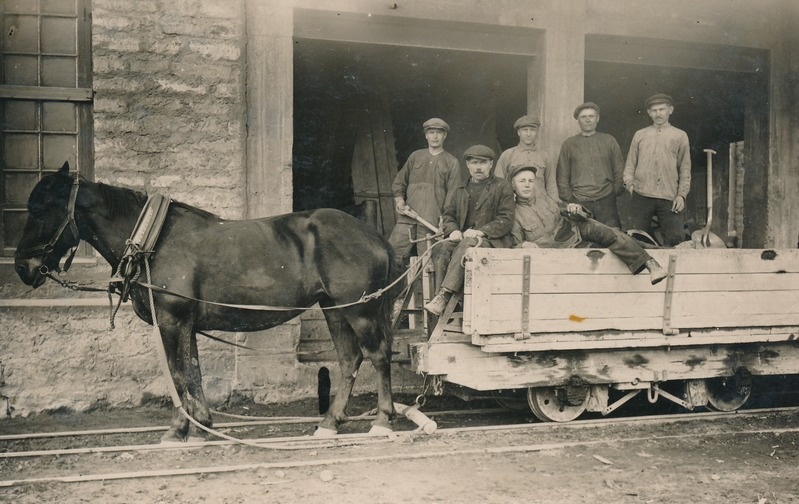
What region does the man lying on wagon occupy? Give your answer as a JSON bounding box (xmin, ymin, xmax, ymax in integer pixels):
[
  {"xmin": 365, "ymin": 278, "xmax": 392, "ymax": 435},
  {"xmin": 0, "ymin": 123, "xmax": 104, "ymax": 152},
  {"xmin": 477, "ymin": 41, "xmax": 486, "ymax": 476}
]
[{"xmin": 507, "ymin": 165, "xmax": 668, "ymax": 284}]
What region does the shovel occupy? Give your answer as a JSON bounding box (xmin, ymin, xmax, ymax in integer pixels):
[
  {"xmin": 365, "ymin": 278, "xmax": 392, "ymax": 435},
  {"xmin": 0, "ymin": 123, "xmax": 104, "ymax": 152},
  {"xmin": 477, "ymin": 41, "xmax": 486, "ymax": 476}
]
[{"xmin": 691, "ymin": 149, "xmax": 726, "ymax": 248}]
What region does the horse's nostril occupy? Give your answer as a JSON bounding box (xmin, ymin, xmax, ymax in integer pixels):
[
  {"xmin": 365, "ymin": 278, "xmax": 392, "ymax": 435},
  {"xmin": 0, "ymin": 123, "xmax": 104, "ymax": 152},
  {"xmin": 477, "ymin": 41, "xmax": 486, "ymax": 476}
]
[{"xmin": 14, "ymin": 263, "xmax": 26, "ymax": 277}]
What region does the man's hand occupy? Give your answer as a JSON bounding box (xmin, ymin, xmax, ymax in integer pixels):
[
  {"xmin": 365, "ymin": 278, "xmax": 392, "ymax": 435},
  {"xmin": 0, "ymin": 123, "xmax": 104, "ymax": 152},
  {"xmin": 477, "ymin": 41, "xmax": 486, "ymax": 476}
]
[
  {"xmin": 671, "ymin": 195, "xmax": 685, "ymax": 213},
  {"xmin": 565, "ymin": 203, "xmax": 582, "ymax": 215},
  {"xmin": 520, "ymin": 241, "xmax": 539, "ymax": 249},
  {"xmin": 449, "ymin": 230, "xmax": 463, "ymax": 242},
  {"xmin": 394, "ymin": 197, "xmax": 409, "ymax": 215},
  {"xmin": 463, "ymin": 229, "xmax": 485, "ymax": 239}
]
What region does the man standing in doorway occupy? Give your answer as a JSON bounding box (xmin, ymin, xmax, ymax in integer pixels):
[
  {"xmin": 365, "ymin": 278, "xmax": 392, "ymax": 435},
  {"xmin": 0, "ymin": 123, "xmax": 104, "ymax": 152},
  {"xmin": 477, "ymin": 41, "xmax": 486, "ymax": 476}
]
[
  {"xmin": 556, "ymin": 102, "xmax": 625, "ymax": 228},
  {"xmin": 389, "ymin": 118, "xmax": 461, "ymax": 270},
  {"xmin": 623, "ymin": 93, "xmax": 691, "ymax": 246},
  {"xmin": 495, "ymin": 115, "xmax": 558, "ymax": 200}
]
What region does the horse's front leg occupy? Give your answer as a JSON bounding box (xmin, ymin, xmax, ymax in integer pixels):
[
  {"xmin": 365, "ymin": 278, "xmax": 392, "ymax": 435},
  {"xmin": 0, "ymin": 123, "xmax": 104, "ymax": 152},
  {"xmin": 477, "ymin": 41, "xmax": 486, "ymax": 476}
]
[{"xmin": 157, "ymin": 316, "xmax": 211, "ymax": 443}]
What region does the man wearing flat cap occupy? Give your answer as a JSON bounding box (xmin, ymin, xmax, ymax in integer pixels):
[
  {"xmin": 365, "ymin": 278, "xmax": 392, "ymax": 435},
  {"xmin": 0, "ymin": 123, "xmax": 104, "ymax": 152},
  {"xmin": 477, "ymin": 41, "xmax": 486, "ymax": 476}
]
[
  {"xmin": 495, "ymin": 114, "xmax": 559, "ymax": 200},
  {"xmin": 623, "ymin": 93, "xmax": 691, "ymax": 246},
  {"xmin": 508, "ymin": 165, "xmax": 666, "ymax": 284},
  {"xmin": 389, "ymin": 117, "xmax": 461, "ymax": 270},
  {"xmin": 424, "ymin": 145, "xmax": 516, "ymax": 316},
  {"xmin": 556, "ymin": 102, "xmax": 625, "ymax": 228}
]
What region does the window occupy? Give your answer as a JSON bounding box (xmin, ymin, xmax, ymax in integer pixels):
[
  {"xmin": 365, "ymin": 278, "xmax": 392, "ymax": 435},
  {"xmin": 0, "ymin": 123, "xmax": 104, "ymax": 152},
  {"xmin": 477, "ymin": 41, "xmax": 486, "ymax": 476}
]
[{"xmin": 1, "ymin": 0, "xmax": 92, "ymax": 256}]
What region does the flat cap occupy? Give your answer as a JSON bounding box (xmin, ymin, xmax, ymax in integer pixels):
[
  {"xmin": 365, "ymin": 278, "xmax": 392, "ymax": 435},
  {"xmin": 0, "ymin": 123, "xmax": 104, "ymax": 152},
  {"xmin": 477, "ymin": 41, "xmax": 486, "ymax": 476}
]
[
  {"xmin": 644, "ymin": 93, "xmax": 674, "ymax": 108},
  {"xmin": 463, "ymin": 144, "xmax": 496, "ymax": 161},
  {"xmin": 507, "ymin": 165, "xmax": 537, "ymax": 180},
  {"xmin": 573, "ymin": 102, "xmax": 600, "ymax": 119},
  {"xmin": 423, "ymin": 117, "xmax": 450, "ymax": 132},
  {"xmin": 513, "ymin": 115, "xmax": 541, "ymax": 129}
]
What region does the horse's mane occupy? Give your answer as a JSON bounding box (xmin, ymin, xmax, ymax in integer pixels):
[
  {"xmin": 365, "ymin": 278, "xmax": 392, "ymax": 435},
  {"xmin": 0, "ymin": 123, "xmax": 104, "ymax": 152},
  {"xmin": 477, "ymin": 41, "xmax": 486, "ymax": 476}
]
[{"xmin": 91, "ymin": 178, "xmax": 218, "ymax": 221}]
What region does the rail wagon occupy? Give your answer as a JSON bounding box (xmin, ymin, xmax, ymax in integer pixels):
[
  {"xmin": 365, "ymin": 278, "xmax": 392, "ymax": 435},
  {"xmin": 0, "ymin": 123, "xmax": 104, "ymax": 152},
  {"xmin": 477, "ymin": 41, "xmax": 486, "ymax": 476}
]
[{"xmin": 408, "ymin": 247, "xmax": 799, "ymax": 421}]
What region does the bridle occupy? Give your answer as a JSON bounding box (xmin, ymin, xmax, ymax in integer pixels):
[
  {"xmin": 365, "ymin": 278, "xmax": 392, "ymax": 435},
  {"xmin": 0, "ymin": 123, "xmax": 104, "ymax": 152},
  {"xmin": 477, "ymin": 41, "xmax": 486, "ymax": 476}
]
[{"xmin": 17, "ymin": 176, "xmax": 81, "ymax": 275}]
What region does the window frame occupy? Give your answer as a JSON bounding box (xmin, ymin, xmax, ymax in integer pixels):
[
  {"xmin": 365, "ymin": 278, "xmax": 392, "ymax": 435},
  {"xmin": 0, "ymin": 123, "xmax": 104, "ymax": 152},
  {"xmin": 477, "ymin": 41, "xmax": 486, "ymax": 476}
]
[{"xmin": 0, "ymin": 0, "xmax": 93, "ymax": 257}]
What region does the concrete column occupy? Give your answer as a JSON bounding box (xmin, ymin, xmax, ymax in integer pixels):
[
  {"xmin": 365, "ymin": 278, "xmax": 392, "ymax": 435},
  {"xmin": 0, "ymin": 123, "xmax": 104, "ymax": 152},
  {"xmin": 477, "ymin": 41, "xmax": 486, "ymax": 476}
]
[
  {"xmin": 245, "ymin": 0, "xmax": 294, "ymax": 218},
  {"xmin": 534, "ymin": 5, "xmax": 586, "ymax": 168}
]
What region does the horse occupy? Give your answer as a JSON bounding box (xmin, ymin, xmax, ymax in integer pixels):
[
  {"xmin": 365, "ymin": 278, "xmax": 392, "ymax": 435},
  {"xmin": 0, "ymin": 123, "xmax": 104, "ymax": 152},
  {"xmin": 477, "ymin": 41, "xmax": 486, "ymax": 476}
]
[{"xmin": 14, "ymin": 162, "xmax": 397, "ymax": 442}]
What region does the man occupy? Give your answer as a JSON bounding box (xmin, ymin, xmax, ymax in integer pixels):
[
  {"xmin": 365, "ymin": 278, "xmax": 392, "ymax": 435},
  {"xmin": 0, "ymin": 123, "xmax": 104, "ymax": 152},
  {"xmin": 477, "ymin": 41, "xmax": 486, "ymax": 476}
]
[
  {"xmin": 623, "ymin": 93, "xmax": 691, "ymax": 246},
  {"xmin": 495, "ymin": 114, "xmax": 558, "ymax": 200},
  {"xmin": 556, "ymin": 102, "xmax": 624, "ymax": 228},
  {"xmin": 389, "ymin": 118, "xmax": 461, "ymax": 269},
  {"xmin": 424, "ymin": 145, "xmax": 515, "ymax": 315},
  {"xmin": 509, "ymin": 165, "xmax": 667, "ymax": 284}
]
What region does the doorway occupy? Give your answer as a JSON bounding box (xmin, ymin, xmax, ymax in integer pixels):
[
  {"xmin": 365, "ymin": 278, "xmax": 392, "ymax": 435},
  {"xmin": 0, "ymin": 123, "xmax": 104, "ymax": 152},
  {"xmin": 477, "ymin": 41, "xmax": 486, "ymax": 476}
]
[{"xmin": 292, "ymin": 39, "xmax": 528, "ymax": 236}]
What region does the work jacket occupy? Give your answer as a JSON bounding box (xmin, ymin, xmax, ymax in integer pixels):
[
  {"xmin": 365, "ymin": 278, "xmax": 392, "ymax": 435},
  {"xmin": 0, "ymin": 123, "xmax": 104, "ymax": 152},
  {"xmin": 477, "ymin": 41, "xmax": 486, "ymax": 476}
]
[{"xmin": 440, "ymin": 175, "xmax": 516, "ymax": 248}]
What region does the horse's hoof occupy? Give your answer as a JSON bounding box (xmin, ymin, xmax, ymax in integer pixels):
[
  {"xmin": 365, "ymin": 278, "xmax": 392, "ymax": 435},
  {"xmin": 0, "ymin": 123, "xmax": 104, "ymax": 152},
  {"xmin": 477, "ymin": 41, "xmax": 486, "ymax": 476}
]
[
  {"xmin": 160, "ymin": 429, "xmax": 184, "ymax": 444},
  {"xmin": 313, "ymin": 426, "xmax": 338, "ymax": 438},
  {"xmin": 368, "ymin": 424, "xmax": 393, "ymax": 436}
]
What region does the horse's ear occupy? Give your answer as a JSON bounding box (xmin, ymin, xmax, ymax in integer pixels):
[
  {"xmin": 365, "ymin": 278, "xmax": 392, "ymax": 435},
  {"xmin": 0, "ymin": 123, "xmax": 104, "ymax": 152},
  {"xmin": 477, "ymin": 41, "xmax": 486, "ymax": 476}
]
[{"xmin": 58, "ymin": 162, "xmax": 70, "ymax": 175}]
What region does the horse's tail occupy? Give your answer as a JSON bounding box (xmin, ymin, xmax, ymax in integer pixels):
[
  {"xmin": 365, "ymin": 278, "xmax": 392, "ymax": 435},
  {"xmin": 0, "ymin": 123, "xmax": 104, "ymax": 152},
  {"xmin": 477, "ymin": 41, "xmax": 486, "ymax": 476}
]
[{"xmin": 375, "ymin": 236, "xmax": 398, "ymax": 350}]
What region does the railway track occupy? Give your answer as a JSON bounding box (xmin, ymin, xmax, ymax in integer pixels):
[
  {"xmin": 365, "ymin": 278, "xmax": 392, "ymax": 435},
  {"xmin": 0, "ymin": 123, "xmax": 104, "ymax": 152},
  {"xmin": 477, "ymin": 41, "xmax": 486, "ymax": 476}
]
[{"xmin": 2, "ymin": 403, "xmax": 798, "ymax": 488}]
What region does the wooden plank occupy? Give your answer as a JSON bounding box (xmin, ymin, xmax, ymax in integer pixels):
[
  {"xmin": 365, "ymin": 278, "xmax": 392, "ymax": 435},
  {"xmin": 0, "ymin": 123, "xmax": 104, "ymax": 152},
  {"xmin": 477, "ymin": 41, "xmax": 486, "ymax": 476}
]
[
  {"xmin": 474, "ymin": 289, "xmax": 799, "ymax": 334},
  {"xmin": 474, "ymin": 329, "xmax": 799, "ymax": 353},
  {"xmin": 418, "ymin": 340, "xmax": 799, "ymax": 391},
  {"xmin": 485, "ymin": 272, "xmax": 799, "ymax": 294},
  {"xmin": 467, "ymin": 248, "xmax": 799, "ymax": 275}
]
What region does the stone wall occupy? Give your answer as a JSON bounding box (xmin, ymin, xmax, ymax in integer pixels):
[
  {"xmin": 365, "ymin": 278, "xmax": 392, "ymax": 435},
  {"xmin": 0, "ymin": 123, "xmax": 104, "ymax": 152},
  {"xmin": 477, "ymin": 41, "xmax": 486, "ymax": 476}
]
[{"xmin": 92, "ymin": 0, "xmax": 247, "ymax": 218}]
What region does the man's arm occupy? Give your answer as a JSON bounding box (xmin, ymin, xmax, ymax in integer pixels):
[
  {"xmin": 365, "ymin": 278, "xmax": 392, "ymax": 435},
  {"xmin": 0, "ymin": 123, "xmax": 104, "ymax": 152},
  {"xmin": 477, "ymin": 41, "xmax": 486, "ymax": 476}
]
[
  {"xmin": 556, "ymin": 143, "xmax": 572, "ymax": 202},
  {"xmin": 494, "ymin": 149, "xmax": 511, "ymax": 179},
  {"xmin": 675, "ymin": 132, "xmax": 692, "ymax": 199},
  {"xmin": 610, "ymin": 137, "xmax": 625, "ymax": 195},
  {"xmin": 623, "ymin": 132, "xmax": 640, "ymax": 192},
  {"xmin": 542, "ymin": 153, "xmax": 559, "ymax": 200},
  {"xmin": 477, "ymin": 181, "xmax": 516, "ymax": 239}
]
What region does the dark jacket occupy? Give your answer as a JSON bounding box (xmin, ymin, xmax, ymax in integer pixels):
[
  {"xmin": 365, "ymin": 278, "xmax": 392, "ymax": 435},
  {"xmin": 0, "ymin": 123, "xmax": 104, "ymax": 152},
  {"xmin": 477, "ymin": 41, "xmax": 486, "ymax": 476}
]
[{"xmin": 440, "ymin": 175, "xmax": 516, "ymax": 248}]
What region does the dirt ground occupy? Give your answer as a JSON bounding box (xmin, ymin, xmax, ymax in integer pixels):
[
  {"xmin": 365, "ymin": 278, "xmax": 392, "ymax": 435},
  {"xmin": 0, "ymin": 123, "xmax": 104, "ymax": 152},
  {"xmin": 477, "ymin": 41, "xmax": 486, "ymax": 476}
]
[{"xmin": 1, "ymin": 392, "xmax": 798, "ymax": 504}]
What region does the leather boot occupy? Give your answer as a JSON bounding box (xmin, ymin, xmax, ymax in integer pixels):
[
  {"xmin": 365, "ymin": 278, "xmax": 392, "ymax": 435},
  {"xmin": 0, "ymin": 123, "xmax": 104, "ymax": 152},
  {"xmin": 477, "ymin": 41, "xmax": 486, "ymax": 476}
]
[
  {"xmin": 646, "ymin": 258, "xmax": 667, "ymax": 285},
  {"xmin": 424, "ymin": 289, "xmax": 452, "ymax": 316}
]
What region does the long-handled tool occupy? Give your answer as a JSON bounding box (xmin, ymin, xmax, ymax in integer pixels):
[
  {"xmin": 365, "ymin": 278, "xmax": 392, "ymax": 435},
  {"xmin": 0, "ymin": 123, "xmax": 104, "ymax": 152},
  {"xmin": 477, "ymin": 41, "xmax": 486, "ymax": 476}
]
[
  {"xmin": 400, "ymin": 207, "xmax": 441, "ymax": 235},
  {"xmin": 691, "ymin": 149, "xmax": 726, "ymax": 248}
]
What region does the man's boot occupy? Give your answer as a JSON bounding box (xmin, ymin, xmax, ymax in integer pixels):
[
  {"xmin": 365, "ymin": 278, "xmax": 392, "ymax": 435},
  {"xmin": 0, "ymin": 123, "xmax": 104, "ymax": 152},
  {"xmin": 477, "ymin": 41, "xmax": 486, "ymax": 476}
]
[
  {"xmin": 645, "ymin": 258, "xmax": 667, "ymax": 285},
  {"xmin": 424, "ymin": 288, "xmax": 452, "ymax": 316}
]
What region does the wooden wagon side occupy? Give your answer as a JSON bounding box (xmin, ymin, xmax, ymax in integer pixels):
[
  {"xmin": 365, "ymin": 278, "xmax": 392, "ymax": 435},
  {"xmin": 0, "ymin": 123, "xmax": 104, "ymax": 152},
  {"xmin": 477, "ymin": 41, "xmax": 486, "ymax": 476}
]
[{"xmin": 410, "ymin": 247, "xmax": 799, "ymax": 420}]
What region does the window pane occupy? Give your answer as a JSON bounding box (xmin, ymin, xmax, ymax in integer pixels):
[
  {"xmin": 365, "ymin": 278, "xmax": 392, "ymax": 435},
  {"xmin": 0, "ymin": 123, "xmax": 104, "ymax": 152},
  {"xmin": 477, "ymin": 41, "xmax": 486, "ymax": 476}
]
[
  {"xmin": 41, "ymin": 16, "xmax": 76, "ymax": 54},
  {"xmin": 42, "ymin": 133, "xmax": 76, "ymax": 169},
  {"xmin": 3, "ymin": 211, "xmax": 28, "ymax": 249},
  {"xmin": 41, "ymin": 56, "xmax": 76, "ymax": 86},
  {"xmin": 3, "ymin": 14, "xmax": 39, "ymax": 53},
  {"xmin": 4, "ymin": 134, "xmax": 39, "ymax": 169},
  {"xmin": 41, "ymin": 0, "xmax": 76, "ymax": 16},
  {"xmin": 4, "ymin": 55, "xmax": 39, "ymax": 85},
  {"xmin": 4, "ymin": 172, "xmax": 39, "ymax": 206},
  {"xmin": 43, "ymin": 102, "xmax": 75, "ymax": 132},
  {"xmin": 3, "ymin": 101, "xmax": 39, "ymax": 131},
  {"xmin": 4, "ymin": 1, "xmax": 39, "ymax": 14}
]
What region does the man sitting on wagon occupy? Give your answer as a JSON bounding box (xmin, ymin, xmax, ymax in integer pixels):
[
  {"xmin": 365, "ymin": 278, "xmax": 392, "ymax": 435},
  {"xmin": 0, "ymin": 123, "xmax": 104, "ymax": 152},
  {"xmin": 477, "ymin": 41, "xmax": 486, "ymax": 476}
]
[
  {"xmin": 507, "ymin": 165, "xmax": 668, "ymax": 284},
  {"xmin": 424, "ymin": 145, "xmax": 516, "ymax": 316}
]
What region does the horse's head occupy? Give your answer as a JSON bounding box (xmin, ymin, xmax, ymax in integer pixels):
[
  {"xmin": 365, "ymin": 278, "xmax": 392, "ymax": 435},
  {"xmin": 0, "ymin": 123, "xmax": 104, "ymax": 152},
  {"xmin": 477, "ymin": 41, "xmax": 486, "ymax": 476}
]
[{"xmin": 14, "ymin": 162, "xmax": 81, "ymax": 288}]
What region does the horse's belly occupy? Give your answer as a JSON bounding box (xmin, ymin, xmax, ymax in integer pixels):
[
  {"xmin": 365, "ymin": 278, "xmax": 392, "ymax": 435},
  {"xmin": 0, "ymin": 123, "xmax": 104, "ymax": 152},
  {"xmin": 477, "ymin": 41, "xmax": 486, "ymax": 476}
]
[{"xmin": 197, "ymin": 307, "xmax": 305, "ymax": 333}]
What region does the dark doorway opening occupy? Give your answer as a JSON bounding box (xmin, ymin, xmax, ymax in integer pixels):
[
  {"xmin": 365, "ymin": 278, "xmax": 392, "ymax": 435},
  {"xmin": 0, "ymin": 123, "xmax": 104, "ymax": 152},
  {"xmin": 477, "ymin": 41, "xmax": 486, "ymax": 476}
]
[
  {"xmin": 292, "ymin": 39, "xmax": 528, "ymax": 235},
  {"xmin": 585, "ymin": 61, "xmax": 761, "ymax": 243}
]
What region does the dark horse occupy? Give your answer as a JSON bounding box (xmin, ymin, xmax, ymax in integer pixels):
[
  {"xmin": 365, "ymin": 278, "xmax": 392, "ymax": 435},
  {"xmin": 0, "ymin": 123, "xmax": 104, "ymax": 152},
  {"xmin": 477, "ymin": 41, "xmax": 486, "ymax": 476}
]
[{"xmin": 14, "ymin": 163, "xmax": 396, "ymax": 441}]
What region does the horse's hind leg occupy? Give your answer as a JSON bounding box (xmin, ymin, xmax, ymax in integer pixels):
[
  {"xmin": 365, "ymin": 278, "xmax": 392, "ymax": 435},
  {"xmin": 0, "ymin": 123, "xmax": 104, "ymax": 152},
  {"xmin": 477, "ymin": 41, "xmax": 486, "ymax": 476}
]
[
  {"xmin": 317, "ymin": 309, "xmax": 363, "ymax": 435},
  {"xmin": 348, "ymin": 313, "xmax": 394, "ymax": 433}
]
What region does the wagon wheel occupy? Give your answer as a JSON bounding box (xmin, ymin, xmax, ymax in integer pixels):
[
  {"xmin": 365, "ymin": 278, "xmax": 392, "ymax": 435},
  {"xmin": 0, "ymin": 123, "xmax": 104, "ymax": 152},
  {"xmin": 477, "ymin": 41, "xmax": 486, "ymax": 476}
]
[
  {"xmin": 705, "ymin": 376, "xmax": 751, "ymax": 412},
  {"xmin": 527, "ymin": 386, "xmax": 589, "ymax": 422}
]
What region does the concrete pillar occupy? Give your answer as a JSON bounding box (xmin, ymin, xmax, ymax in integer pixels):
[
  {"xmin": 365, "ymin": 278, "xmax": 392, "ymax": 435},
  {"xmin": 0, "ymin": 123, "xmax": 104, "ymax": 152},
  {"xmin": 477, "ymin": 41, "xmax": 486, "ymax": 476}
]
[
  {"xmin": 245, "ymin": 0, "xmax": 294, "ymax": 218},
  {"xmin": 535, "ymin": 4, "xmax": 586, "ymax": 167}
]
